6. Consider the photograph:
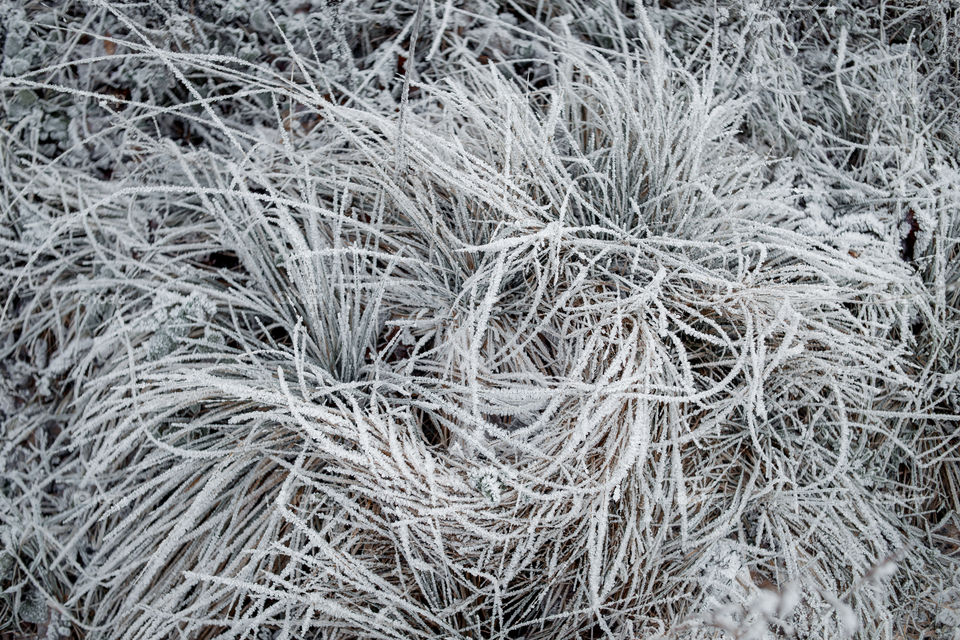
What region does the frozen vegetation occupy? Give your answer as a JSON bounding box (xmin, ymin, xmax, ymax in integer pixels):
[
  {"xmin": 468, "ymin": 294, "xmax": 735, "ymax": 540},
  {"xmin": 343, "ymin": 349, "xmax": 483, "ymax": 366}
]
[{"xmin": 1, "ymin": 1, "xmax": 959, "ymax": 638}]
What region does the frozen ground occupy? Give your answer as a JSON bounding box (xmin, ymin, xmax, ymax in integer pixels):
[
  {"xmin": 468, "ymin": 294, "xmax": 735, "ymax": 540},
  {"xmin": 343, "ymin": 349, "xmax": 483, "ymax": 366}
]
[{"xmin": 1, "ymin": 1, "xmax": 959, "ymax": 639}]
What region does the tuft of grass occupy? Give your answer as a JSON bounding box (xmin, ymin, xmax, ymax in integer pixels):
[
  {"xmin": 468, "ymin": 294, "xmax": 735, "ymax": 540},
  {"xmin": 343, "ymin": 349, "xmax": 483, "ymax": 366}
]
[{"xmin": 1, "ymin": 1, "xmax": 958, "ymax": 639}]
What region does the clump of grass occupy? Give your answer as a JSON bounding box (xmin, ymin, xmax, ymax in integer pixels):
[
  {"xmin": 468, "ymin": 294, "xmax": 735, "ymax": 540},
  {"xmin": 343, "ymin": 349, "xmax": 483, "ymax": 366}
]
[{"xmin": 1, "ymin": 1, "xmax": 958, "ymax": 639}]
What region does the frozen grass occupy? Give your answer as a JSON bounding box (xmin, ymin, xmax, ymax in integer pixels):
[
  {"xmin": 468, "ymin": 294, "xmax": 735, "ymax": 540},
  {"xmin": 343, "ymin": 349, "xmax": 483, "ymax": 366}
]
[{"xmin": 1, "ymin": 1, "xmax": 959, "ymax": 639}]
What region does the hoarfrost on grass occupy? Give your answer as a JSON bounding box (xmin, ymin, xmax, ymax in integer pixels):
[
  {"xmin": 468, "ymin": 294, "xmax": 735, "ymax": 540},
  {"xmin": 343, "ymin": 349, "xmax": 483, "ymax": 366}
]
[{"xmin": 1, "ymin": 1, "xmax": 959, "ymax": 639}]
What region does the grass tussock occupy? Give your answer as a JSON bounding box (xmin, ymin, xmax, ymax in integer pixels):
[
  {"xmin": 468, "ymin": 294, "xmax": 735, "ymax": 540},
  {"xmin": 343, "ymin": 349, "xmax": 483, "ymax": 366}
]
[{"xmin": 1, "ymin": 1, "xmax": 959, "ymax": 639}]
